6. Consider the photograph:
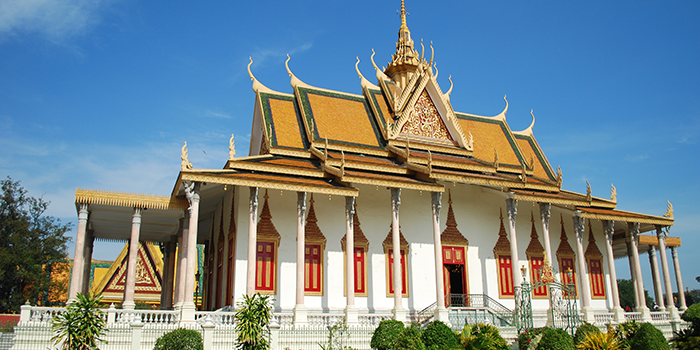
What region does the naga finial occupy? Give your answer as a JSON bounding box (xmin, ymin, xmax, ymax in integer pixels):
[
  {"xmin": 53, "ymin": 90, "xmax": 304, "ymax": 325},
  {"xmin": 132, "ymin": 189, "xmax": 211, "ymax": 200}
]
[
  {"xmin": 181, "ymin": 142, "xmax": 193, "ymax": 171},
  {"xmin": 610, "ymin": 183, "xmax": 617, "ymax": 202},
  {"xmin": 586, "ymin": 180, "xmax": 592, "ymax": 202},
  {"xmin": 229, "ymin": 134, "xmax": 236, "ymax": 160},
  {"xmin": 446, "ymin": 75, "xmax": 453, "ymax": 97},
  {"xmin": 556, "ymin": 166, "xmax": 562, "ymax": 186},
  {"xmin": 663, "ymin": 200, "xmax": 674, "ymax": 219}
]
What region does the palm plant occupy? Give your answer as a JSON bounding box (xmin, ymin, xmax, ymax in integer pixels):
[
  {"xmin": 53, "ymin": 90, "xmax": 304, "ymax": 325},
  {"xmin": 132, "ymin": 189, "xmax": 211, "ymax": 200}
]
[
  {"xmin": 51, "ymin": 293, "xmax": 107, "ymax": 350},
  {"xmin": 575, "ymin": 325, "xmax": 624, "ymax": 350},
  {"xmin": 234, "ymin": 293, "xmax": 273, "ymax": 350}
]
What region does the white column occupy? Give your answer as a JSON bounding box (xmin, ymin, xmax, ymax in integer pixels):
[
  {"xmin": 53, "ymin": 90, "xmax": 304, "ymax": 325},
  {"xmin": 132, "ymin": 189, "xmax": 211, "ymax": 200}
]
[
  {"xmin": 68, "ymin": 204, "xmax": 89, "ymax": 300},
  {"xmin": 505, "ymin": 197, "xmax": 521, "ymax": 288},
  {"xmin": 671, "ymin": 247, "xmax": 687, "ymax": 311},
  {"xmin": 648, "ymin": 246, "xmax": 665, "ymax": 311},
  {"xmin": 626, "ymin": 239, "xmax": 640, "ymax": 309},
  {"xmin": 293, "ymin": 192, "xmax": 308, "ymax": 326},
  {"xmin": 182, "ymin": 182, "xmax": 200, "ymax": 322},
  {"xmin": 391, "ymin": 188, "xmax": 406, "ymax": 321},
  {"xmin": 246, "ymin": 187, "xmax": 259, "ymax": 296},
  {"xmin": 628, "ymin": 222, "xmax": 651, "ymax": 320},
  {"xmin": 602, "ymin": 220, "xmax": 625, "ymax": 322},
  {"xmin": 573, "ymin": 212, "xmax": 594, "ymax": 323},
  {"xmin": 539, "ymin": 203, "xmax": 555, "ymax": 326},
  {"xmin": 431, "ymin": 192, "xmax": 448, "ymax": 322},
  {"xmin": 656, "ymin": 226, "xmax": 679, "ymax": 321},
  {"xmin": 174, "ymin": 218, "xmax": 187, "ymax": 309},
  {"xmin": 344, "ymin": 196, "xmax": 358, "ymax": 324},
  {"xmin": 81, "ymin": 230, "xmax": 95, "ymax": 295},
  {"xmin": 161, "ymin": 236, "xmax": 177, "ymax": 309},
  {"xmin": 123, "ymin": 208, "xmax": 142, "ymax": 310}
]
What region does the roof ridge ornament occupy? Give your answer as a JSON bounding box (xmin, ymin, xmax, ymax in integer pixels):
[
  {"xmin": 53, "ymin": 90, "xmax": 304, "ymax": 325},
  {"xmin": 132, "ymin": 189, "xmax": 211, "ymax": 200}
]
[
  {"xmin": 610, "ymin": 183, "xmax": 617, "ymax": 203},
  {"xmin": 490, "ymin": 95, "xmax": 508, "ymax": 121},
  {"xmin": 445, "ymin": 75, "xmax": 453, "ymax": 100},
  {"xmin": 663, "ymin": 200, "xmax": 673, "ymax": 219},
  {"xmin": 181, "ymin": 142, "xmax": 193, "ymax": 171},
  {"xmin": 433, "ymin": 61, "xmax": 438, "ymax": 79},
  {"xmin": 247, "ymin": 57, "xmax": 276, "ymax": 94},
  {"xmin": 556, "ymin": 166, "xmax": 563, "ymax": 186},
  {"xmin": 371, "ymin": 49, "xmax": 391, "ymax": 81},
  {"xmin": 285, "ymin": 54, "xmax": 311, "ymax": 89},
  {"xmin": 355, "ymin": 57, "xmax": 379, "ymax": 90},
  {"xmin": 586, "ymin": 180, "xmax": 592, "ymax": 202}
]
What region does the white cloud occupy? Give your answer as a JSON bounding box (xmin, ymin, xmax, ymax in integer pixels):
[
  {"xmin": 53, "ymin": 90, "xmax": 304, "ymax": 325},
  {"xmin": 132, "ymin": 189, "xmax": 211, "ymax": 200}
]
[{"xmin": 0, "ymin": 0, "xmax": 118, "ymax": 42}]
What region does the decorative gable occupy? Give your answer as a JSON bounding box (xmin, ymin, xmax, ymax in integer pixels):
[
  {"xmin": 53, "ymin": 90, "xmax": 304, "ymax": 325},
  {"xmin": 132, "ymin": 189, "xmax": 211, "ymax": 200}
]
[
  {"xmin": 91, "ymin": 242, "xmax": 163, "ymax": 302},
  {"xmin": 399, "ymin": 90, "xmax": 451, "ymax": 140}
]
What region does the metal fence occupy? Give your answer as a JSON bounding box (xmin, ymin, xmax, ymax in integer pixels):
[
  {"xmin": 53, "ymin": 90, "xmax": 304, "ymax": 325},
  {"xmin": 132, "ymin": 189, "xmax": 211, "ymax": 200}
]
[{"xmin": 276, "ymin": 326, "xmax": 374, "ymax": 350}]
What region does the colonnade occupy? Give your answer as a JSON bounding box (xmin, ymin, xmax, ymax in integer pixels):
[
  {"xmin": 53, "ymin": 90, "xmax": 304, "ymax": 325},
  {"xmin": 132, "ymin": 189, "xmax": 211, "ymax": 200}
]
[{"xmin": 68, "ymin": 184, "xmax": 687, "ymax": 326}]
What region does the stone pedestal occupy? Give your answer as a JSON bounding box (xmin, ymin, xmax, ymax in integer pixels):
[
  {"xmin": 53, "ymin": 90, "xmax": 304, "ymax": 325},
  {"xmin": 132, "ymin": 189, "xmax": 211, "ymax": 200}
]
[
  {"xmin": 344, "ymin": 305, "xmax": 359, "ymax": 325},
  {"xmin": 293, "ymin": 304, "xmax": 308, "ymax": 327}
]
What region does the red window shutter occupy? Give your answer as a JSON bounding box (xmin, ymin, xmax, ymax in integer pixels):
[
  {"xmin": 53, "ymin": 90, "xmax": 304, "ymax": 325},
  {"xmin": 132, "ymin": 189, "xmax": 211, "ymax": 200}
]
[
  {"xmin": 530, "ymin": 256, "xmax": 548, "ymax": 296},
  {"xmin": 498, "ymin": 254, "xmax": 514, "ymax": 296},
  {"xmin": 304, "ymin": 244, "xmax": 322, "ymax": 293},
  {"xmin": 589, "ymin": 259, "xmax": 606, "ymax": 298},
  {"xmin": 354, "ymin": 247, "xmax": 365, "ymax": 294},
  {"xmin": 559, "ymin": 257, "xmax": 577, "ymax": 297},
  {"xmin": 255, "ymin": 242, "xmax": 275, "ymax": 291}
]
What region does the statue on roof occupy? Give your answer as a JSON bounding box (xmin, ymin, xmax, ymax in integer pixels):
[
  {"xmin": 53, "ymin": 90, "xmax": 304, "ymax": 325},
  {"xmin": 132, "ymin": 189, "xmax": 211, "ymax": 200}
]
[
  {"xmin": 229, "ymin": 134, "xmax": 236, "ymax": 160},
  {"xmin": 663, "ymin": 200, "xmax": 673, "ymax": 219},
  {"xmin": 181, "ymin": 142, "xmax": 193, "ymax": 171}
]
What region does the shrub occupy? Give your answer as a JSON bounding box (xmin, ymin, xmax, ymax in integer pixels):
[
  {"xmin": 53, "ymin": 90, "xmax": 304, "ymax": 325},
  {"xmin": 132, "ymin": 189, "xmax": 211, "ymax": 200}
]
[
  {"xmin": 673, "ymin": 304, "xmax": 700, "ymax": 350},
  {"xmin": 573, "ymin": 323, "xmax": 601, "ymax": 345},
  {"xmin": 421, "ymin": 320, "xmax": 458, "ymax": 350},
  {"xmin": 629, "ymin": 322, "xmax": 669, "ymax": 350},
  {"xmin": 51, "ymin": 293, "xmax": 107, "ymax": 350},
  {"xmin": 537, "ymin": 327, "xmax": 574, "ymax": 350},
  {"xmin": 681, "ymin": 303, "xmax": 700, "ymax": 330},
  {"xmin": 394, "ymin": 326, "xmax": 425, "ymax": 350},
  {"xmin": 153, "ymin": 328, "xmax": 203, "ymax": 350},
  {"xmin": 371, "ymin": 319, "xmax": 404, "ymax": 350},
  {"xmin": 517, "ymin": 328, "xmax": 545, "ymax": 350},
  {"xmin": 459, "ymin": 323, "xmax": 508, "ymax": 350},
  {"xmin": 235, "ymin": 293, "xmax": 273, "ymax": 350}
]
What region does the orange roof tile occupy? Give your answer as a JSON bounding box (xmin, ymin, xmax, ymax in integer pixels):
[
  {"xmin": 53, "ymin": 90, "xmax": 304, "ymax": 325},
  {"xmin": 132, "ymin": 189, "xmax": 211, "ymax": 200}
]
[
  {"xmin": 515, "ymin": 135, "xmax": 553, "ymax": 180},
  {"xmin": 267, "ymin": 97, "xmax": 305, "ymax": 149},
  {"xmin": 456, "ymin": 114, "xmax": 523, "ymax": 167}
]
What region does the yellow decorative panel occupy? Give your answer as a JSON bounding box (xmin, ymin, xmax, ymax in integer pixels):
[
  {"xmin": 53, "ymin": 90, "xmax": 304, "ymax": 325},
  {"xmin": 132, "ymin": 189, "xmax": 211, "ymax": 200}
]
[
  {"xmin": 269, "ymin": 99, "xmax": 304, "ymax": 149},
  {"xmin": 307, "ymin": 94, "xmax": 380, "ymax": 147}
]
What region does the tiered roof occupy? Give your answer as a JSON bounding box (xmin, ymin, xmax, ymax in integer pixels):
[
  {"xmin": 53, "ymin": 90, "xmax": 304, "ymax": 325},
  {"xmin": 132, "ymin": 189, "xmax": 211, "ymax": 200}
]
[{"xmin": 170, "ymin": 1, "xmax": 674, "ymax": 231}]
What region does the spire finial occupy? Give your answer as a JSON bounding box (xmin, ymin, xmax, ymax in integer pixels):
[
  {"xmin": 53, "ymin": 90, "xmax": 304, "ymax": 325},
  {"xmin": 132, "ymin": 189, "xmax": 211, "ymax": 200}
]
[{"xmin": 400, "ymin": 0, "xmax": 407, "ymax": 30}]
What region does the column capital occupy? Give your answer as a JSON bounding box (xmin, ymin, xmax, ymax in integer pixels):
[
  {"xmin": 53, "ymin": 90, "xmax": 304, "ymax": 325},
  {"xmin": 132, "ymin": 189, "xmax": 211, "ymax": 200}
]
[
  {"xmin": 132, "ymin": 207, "xmax": 142, "ymax": 224},
  {"xmin": 506, "ymin": 197, "xmax": 517, "ymax": 222},
  {"xmin": 78, "ymin": 204, "xmax": 89, "ymax": 223},
  {"xmin": 628, "ymin": 222, "xmax": 640, "ymax": 241},
  {"xmin": 297, "ymin": 192, "xmax": 307, "ymax": 218},
  {"xmin": 431, "ymin": 192, "xmax": 442, "ymax": 213},
  {"xmin": 183, "ymin": 181, "xmax": 201, "ymax": 216},
  {"xmin": 603, "ymin": 220, "xmax": 615, "ymax": 244},
  {"xmin": 573, "ymin": 211, "xmax": 585, "ymax": 241},
  {"xmin": 671, "ymin": 246, "xmax": 678, "ymax": 259},
  {"xmin": 648, "ymin": 245, "xmax": 657, "ymax": 257},
  {"xmin": 391, "ymin": 188, "xmax": 401, "ymax": 212},
  {"xmin": 539, "ymin": 202, "xmax": 551, "ymax": 225},
  {"xmin": 249, "ymin": 187, "xmax": 259, "ymax": 212},
  {"xmin": 345, "ymin": 196, "xmax": 355, "ymax": 217}
]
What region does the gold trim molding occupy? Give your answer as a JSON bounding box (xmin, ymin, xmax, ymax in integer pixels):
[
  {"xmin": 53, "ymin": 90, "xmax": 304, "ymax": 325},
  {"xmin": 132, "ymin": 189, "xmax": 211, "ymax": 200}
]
[{"xmin": 75, "ymin": 189, "xmax": 187, "ymax": 211}]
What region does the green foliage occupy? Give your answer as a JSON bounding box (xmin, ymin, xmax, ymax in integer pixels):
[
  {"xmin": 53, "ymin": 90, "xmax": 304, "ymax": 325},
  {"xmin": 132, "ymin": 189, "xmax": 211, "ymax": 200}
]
[
  {"xmin": 518, "ymin": 328, "xmax": 545, "ymax": 350},
  {"xmin": 234, "ymin": 293, "xmax": 272, "ymax": 350},
  {"xmin": 457, "ymin": 323, "xmax": 508, "ymax": 350},
  {"xmin": 616, "ymin": 279, "xmax": 653, "ymax": 309},
  {"xmin": 394, "ymin": 326, "xmax": 425, "ymax": 350},
  {"xmin": 0, "ymin": 177, "xmax": 71, "ymax": 312},
  {"xmin": 537, "ymin": 328, "xmax": 575, "ymax": 350},
  {"xmin": 0, "ymin": 319, "xmax": 17, "ymax": 333},
  {"xmin": 673, "ymin": 303, "xmax": 700, "ymax": 349},
  {"xmin": 153, "ymin": 328, "xmax": 203, "ymax": 350},
  {"xmin": 575, "ymin": 325, "xmax": 624, "ymax": 350},
  {"xmin": 370, "ymin": 319, "xmax": 404, "ymax": 350},
  {"xmin": 573, "ymin": 323, "xmax": 601, "ymax": 345},
  {"xmin": 51, "ymin": 293, "xmax": 107, "ymax": 350},
  {"xmin": 421, "ymin": 320, "xmax": 458, "ymax": 350},
  {"xmin": 629, "ymin": 322, "xmax": 669, "ymax": 350}
]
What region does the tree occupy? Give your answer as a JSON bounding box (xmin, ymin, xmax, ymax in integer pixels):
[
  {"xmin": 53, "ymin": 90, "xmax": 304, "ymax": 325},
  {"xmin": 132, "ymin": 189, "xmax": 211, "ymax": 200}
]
[
  {"xmin": 0, "ymin": 177, "xmax": 71, "ymax": 312},
  {"xmin": 617, "ymin": 279, "xmax": 653, "ymax": 310},
  {"xmin": 234, "ymin": 293, "xmax": 272, "ymax": 350}
]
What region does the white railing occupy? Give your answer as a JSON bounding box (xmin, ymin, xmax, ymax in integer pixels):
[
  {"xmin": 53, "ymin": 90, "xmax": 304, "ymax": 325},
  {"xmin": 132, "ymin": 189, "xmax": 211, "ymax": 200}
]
[
  {"xmin": 27, "ymin": 306, "xmax": 66, "ymax": 324},
  {"xmin": 650, "ymin": 311, "xmax": 670, "ymax": 322},
  {"xmin": 593, "ymin": 312, "xmax": 613, "ymax": 326},
  {"xmin": 115, "ymin": 309, "xmax": 179, "ymax": 324},
  {"xmin": 307, "ymin": 313, "xmax": 345, "ymax": 327},
  {"xmin": 358, "ymin": 313, "xmax": 392, "ymax": 328},
  {"xmin": 195, "ymin": 310, "xmax": 236, "ymax": 325},
  {"xmin": 624, "ymin": 312, "xmax": 642, "ymax": 321}
]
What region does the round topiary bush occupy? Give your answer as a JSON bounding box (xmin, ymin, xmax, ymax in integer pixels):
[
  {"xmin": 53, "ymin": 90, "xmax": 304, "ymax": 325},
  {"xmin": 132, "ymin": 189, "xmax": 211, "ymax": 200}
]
[
  {"xmin": 153, "ymin": 328, "xmax": 203, "ymax": 350},
  {"xmin": 371, "ymin": 319, "xmax": 405, "ymax": 350},
  {"xmin": 573, "ymin": 323, "xmax": 601, "ymax": 345},
  {"xmin": 536, "ymin": 327, "xmax": 574, "ymax": 350},
  {"xmin": 394, "ymin": 326, "xmax": 426, "ymax": 350},
  {"xmin": 467, "ymin": 323, "xmax": 508, "ymax": 350},
  {"xmin": 422, "ymin": 320, "xmax": 458, "ymax": 350},
  {"xmin": 629, "ymin": 322, "xmax": 669, "ymax": 350}
]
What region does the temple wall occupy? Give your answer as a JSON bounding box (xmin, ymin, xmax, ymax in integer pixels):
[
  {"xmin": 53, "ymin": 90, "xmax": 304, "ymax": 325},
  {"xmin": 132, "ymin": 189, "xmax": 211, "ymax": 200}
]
[{"xmin": 222, "ymin": 183, "xmax": 615, "ymax": 313}]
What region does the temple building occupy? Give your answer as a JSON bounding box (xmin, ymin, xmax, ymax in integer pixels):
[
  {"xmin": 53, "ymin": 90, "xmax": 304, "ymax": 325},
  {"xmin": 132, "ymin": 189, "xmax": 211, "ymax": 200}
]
[{"xmin": 68, "ymin": 1, "xmax": 686, "ymax": 328}]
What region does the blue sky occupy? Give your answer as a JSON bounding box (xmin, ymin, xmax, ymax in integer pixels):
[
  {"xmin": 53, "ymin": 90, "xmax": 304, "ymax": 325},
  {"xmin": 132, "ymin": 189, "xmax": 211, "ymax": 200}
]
[{"xmin": 1, "ymin": 0, "xmax": 699, "ymax": 294}]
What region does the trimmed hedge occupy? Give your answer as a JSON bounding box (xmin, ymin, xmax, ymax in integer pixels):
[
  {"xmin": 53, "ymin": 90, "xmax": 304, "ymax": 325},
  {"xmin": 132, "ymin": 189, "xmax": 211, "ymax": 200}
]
[
  {"xmin": 370, "ymin": 319, "xmax": 404, "ymax": 350},
  {"xmin": 153, "ymin": 328, "xmax": 203, "ymax": 350},
  {"xmin": 629, "ymin": 322, "xmax": 669, "ymax": 350},
  {"xmin": 394, "ymin": 326, "xmax": 426, "ymax": 350},
  {"xmin": 537, "ymin": 328, "xmax": 574, "ymax": 350},
  {"xmin": 421, "ymin": 320, "xmax": 458, "ymax": 350}
]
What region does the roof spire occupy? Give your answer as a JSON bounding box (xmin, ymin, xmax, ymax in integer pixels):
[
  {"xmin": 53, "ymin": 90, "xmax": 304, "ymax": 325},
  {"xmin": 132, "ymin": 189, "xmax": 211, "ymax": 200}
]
[{"xmin": 386, "ymin": 0, "xmax": 421, "ymax": 82}]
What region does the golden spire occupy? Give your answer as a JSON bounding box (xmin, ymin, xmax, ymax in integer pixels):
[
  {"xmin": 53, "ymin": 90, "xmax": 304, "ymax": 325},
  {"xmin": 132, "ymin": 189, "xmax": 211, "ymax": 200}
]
[{"xmin": 386, "ymin": 0, "xmax": 421, "ymax": 83}]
